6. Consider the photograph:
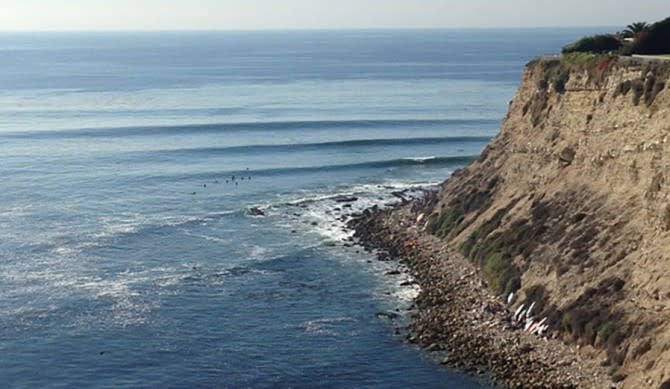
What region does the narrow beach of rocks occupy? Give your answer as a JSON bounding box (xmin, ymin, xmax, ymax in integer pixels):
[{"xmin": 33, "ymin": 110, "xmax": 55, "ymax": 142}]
[{"xmin": 347, "ymin": 199, "xmax": 613, "ymax": 389}]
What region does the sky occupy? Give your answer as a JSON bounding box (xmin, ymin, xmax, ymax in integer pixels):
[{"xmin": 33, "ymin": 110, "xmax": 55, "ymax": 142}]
[{"xmin": 1, "ymin": 0, "xmax": 669, "ymax": 31}]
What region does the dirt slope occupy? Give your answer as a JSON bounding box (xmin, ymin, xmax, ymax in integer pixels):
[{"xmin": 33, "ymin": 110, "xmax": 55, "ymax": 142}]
[{"xmin": 425, "ymin": 55, "xmax": 670, "ymax": 388}]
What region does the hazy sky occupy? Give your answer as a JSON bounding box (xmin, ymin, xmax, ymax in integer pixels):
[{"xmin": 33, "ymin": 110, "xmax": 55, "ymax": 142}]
[{"xmin": 2, "ymin": 0, "xmax": 669, "ymax": 31}]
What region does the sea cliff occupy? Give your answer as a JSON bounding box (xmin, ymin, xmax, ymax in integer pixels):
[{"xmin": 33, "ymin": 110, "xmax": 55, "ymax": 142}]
[{"xmin": 351, "ymin": 56, "xmax": 670, "ymax": 388}]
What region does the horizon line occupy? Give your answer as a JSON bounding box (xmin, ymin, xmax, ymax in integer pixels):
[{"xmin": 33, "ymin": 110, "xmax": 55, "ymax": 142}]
[{"xmin": 0, "ymin": 25, "xmax": 620, "ymax": 33}]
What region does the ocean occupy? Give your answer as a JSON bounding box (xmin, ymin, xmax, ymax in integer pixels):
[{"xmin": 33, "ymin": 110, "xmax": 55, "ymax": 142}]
[{"xmin": 1, "ymin": 29, "xmax": 600, "ymax": 388}]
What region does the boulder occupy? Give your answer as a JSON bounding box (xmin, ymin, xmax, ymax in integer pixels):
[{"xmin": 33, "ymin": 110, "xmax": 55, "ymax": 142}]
[
  {"xmin": 248, "ymin": 207, "xmax": 265, "ymax": 217},
  {"xmin": 333, "ymin": 195, "xmax": 359, "ymax": 203}
]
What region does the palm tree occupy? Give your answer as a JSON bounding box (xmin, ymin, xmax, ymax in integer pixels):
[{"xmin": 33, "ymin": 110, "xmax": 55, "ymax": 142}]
[{"xmin": 622, "ymin": 22, "xmax": 649, "ymax": 38}]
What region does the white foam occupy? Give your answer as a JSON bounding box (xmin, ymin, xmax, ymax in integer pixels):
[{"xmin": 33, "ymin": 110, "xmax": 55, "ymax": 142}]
[
  {"xmin": 302, "ymin": 316, "xmax": 357, "ymax": 336},
  {"xmin": 268, "ymin": 180, "xmax": 438, "ymax": 245},
  {"xmin": 0, "ymin": 257, "xmax": 188, "ymax": 331},
  {"xmin": 0, "ymin": 204, "xmax": 34, "ymax": 218},
  {"xmin": 392, "ymin": 282, "xmax": 422, "ymax": 302},
  {"xmin": 403, "ymin": 156, "xmax": 436, "ymax": 162},
  {"xmin": 46, "ymin": 210, "xmax": 238, "ymax": 257},
  {"xmin": 265, "ymin": 181, "xmax": 440, "ymax": 315},
  {"xmin": 248, "ymin": 245, "xmax": 270, "ymax": 260},
  {"xmin": 183, "ymin": 231, "xmax": 232, "ymax": 244},
  {"xmin": 53, "ymin": 246, "xmax": 80, "ymax": 256}
]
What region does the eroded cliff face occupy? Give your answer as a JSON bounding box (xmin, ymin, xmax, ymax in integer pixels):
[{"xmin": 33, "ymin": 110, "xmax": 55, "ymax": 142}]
[{"xmin": 427, "ymin": 56, "xmax": 670, "ymax": 387}]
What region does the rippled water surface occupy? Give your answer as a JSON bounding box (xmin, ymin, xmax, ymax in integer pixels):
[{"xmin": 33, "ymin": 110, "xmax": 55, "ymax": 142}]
[{"xmin": 0, "ymin": 29, "xmax": 601, "ymax": 387}]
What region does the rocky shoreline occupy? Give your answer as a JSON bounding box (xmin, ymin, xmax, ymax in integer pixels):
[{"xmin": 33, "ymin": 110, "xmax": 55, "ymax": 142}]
[{"xmin": 347, "ymin": 197, "xmax": 614, "ymax": 389}]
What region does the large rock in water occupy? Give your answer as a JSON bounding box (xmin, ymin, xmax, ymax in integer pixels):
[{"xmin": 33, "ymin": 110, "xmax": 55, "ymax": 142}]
[
  {"xmin": 248, "ymin": 207, "xmax": 265, "ymax": 217},
  {"xmin": 421, "ymin": 57, "xmax": 670, "ymax": 388}
]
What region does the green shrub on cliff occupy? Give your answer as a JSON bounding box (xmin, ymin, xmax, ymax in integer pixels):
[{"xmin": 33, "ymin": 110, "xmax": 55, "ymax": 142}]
[
  {"xmin": 598, "ymin": 322, "xmax": 617, "ymax": 344},
  {"xmin": 461, "ymin": 232, "xmax": 521, "ymax": 296},
  {"xmin": 551, "ymin": 70, "xmax": 570, "ymax": 93},
  {"xmin": 562, "ymin": 34, "xmax": 622, "ymax": 54},
  {"xmin": 562, "ymin": 312, "xmax": 573, "ymax": 333},
  {"xmin": 563, "ymin": 52, "xmax": 601, "ymax": 65},
  {"xmin": 481, "ymin": 252, "xmax": 520, "ymax": 296},
  {"xmin": 615, "ymin": 63, "xmax": 669, "ymax": 107},
  {"xmin": 614, "ymin": 80, "xmax": 633, "ymax": 96},
  {"xmin": 643, "ymin": 76, "xmax": 666, "ymax": 107},
  {"xmin": 632, "ymin": 80, "xmax": 644, "ymax": 105},
  {"xmin": 453, "ymin": 203, "xmax": 523, "ymax": 296},
  {"xmin": 426, "ymin": 207, "xmax": 464, "ymax": 238}
]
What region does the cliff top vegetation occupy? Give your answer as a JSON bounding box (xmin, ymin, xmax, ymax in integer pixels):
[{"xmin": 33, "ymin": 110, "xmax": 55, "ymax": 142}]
[{"xmin": 562, "ymin": 16, "xmax": 670, "ymax": 56}]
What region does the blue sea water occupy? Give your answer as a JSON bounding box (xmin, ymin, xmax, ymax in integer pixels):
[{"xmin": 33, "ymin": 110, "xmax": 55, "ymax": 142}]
[{"xmin": 1, "ymin": 29, "xmax": 601, "ymax": 388}]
